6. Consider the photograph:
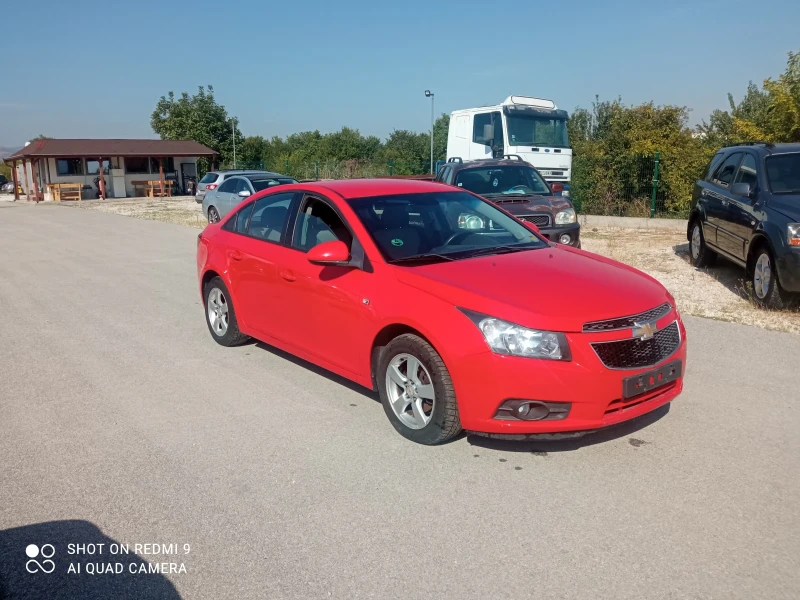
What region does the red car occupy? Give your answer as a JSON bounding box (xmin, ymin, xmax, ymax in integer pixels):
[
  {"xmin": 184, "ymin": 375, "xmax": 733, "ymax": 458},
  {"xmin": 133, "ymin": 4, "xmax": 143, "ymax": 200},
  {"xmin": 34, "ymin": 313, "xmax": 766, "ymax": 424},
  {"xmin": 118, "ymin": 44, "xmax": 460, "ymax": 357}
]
[{"xmin": 197, "ymin": 179, "xmax": 686, "ymax": 445}]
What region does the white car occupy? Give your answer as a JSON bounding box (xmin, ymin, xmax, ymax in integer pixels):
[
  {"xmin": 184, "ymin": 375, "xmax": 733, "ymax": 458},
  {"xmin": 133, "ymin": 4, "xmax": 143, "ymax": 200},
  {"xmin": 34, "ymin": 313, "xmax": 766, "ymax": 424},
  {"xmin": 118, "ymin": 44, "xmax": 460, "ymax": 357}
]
[{"xmin": 202, "ymin": 173, "xmax": 296, "ymax": 223}]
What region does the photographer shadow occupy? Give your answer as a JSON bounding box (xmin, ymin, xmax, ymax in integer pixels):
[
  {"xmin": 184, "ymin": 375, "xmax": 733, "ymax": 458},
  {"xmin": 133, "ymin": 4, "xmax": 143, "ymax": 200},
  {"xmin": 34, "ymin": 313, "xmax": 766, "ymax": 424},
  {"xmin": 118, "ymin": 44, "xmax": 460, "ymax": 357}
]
[{"xmin": 0, "ymin": 520, "xmax": 182, "ymax": 599}]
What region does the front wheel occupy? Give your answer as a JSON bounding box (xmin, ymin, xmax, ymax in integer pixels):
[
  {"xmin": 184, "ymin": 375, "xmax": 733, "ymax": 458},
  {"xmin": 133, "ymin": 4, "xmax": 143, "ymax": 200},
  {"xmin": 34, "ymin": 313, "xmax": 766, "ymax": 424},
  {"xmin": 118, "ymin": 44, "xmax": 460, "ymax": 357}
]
[
  {"xmin": 377, "ymin": 334, "xmax": 461, "ymax": 445},
  {"xmin": 207, "ymin": 206, "xmax": 220, "ymax": 224},
  {"xmin": 752, "ymin": 248, "xmax": 795, "ymax": 309}
]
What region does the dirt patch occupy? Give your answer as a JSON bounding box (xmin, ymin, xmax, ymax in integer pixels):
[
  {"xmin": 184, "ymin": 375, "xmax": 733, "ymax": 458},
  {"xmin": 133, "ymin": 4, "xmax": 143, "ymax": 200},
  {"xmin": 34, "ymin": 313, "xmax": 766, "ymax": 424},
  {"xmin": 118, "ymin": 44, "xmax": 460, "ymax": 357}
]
[
  {"xmin": 68, "ymin": 197, "xmax": 207, "ymax": 229},
  {"xmin": 69, "ymin": 198, "xmax": 799, "ymax": 333},
  {"xmin": 581, "ymin": 228, "xmax": 800, "ymax": 334}
]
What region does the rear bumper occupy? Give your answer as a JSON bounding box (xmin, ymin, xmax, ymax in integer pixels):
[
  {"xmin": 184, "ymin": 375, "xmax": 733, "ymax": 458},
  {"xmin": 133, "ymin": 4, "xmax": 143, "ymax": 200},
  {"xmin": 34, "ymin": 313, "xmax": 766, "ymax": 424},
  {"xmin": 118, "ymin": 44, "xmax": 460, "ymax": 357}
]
[
  {"xmin": 539, "ymin": 222, "xmax": 581, "ymax": 247},
  {"xmin": 448, "ymin": 317, "xmax": 687, "ymax": 435}
]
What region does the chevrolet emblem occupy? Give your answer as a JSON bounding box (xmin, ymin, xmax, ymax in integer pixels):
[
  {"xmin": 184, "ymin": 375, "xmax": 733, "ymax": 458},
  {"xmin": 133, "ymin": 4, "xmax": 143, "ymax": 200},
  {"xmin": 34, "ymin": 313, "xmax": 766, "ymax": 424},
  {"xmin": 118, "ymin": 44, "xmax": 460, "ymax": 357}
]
[{"xmin": 632, "ymin": 320, "xmax": 658, "ymax": 340}]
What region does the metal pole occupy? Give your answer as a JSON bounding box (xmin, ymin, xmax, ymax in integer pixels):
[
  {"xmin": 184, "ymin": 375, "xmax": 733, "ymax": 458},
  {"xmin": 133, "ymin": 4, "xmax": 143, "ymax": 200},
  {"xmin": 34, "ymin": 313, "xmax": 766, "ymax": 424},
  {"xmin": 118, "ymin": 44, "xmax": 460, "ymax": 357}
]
[
  {"xmin": 232, "ymin": 119, "xmax": 236, "ymax": 169},
  {"xmin": 650, "ymin": 151, "xmax": 660, "ymax": 218},
  {"xmin": 429, "ymin": 94, "xmax": 435, "ymax": 174}
]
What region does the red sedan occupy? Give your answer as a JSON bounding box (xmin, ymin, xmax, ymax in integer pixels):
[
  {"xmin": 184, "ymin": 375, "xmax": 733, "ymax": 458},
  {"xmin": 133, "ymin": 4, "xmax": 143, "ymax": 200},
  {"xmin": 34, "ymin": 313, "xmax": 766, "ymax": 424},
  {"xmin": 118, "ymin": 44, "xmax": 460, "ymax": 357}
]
[{"xmin": 197, "ymin": 179, "xmax": 686, "ymax": 445}]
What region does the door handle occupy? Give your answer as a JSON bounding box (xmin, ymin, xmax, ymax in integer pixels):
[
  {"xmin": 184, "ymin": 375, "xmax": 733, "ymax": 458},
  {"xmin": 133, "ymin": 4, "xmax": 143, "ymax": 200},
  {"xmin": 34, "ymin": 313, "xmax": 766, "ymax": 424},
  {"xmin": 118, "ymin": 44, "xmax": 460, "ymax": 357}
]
[
  {"xmin": 228, "ymin": 250, "xmax": 243, "ymax": 261},
  {"xmin": 721, "ymin": 199, "xmax": 729, "ymax": 206},
  {"xmin": 279, "ymin": 270, "xmax": 296, "ymax": 282}
]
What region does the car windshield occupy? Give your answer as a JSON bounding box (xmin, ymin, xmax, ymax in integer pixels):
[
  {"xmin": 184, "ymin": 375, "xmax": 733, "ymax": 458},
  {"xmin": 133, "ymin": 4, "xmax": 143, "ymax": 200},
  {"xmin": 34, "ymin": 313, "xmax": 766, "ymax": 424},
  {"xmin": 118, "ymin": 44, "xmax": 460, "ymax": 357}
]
[
  {"xmin": 348, "ymin": 191, "xmax": 547, "ymax": 263},
  {"xmin": 454, "ymin": 166, "xmax": 550, "ymax": 197},
  {"xmin": 199, "ymin": 173, "xmax": 218, "ymax": 184},
  {"xmin": 506, "ymin": 114, "xmax": 569, "ymax": 148},
  {"xmin": 250, "ymin": 177, "xmax": 296, "ymax": 192},
  {"xmin": 766, "ymin": 154, "xmax": 800, "ymax": 195}
]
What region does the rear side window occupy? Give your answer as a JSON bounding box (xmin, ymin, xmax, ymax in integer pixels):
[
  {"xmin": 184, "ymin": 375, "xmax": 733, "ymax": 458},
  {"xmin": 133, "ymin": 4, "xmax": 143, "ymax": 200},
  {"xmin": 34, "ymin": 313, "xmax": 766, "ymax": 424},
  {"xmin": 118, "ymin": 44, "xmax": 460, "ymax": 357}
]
[
  {"xmin": 704, "ymin": 153, "xmax": 725, "ymax": 181},
  {"xmin": 199, "ymin": 173, "xmax": 218, "ymax": 184},
  {"xmin": 247, "ymin": 192, "xmax": 294, "ymax": 243},
  {"xmin": 218, "ymin": 178, "xmax": 237, "ymax": 193},
  {"xmin": 712, "ymin": 153, "xmax": 743, "ymax": 188}
]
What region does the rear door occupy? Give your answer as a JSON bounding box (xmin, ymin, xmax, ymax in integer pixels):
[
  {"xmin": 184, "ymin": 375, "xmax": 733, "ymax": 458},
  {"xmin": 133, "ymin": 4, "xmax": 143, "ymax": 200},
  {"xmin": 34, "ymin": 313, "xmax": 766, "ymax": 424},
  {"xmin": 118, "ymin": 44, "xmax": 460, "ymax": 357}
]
[{"xmin": 705, "ymin": 152, "xmax": 743, "ymax": 255}]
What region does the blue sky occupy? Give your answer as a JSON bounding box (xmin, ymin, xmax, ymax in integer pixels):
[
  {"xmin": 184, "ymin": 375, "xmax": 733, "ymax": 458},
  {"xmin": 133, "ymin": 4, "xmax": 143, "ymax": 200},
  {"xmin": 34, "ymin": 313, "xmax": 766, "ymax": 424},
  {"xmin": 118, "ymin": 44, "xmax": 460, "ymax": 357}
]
[{"xmin": 1, "ymin": 0, "xmax": 798, "ymax": 149}]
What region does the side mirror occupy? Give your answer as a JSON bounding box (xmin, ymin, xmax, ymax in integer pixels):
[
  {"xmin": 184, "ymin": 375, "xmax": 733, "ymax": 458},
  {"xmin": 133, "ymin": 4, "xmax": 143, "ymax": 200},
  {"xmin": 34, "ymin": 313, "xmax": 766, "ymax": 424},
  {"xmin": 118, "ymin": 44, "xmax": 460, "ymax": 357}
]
[
  {"xmin": 522, "ymin": 220, "xmax": 540, "ymax": 235},
  {"xmin": 550, "ymin": 183, "xmax": 564, "ymax": 194},
  {"xmin": 238, "ymin": 190, "xmax": 251, "ymax": 198},
  {"xmin": 307, "ymin": 240, "xmax": 350, "ymax": 265},
  {"xmin": 482, "ymin": 124, "xmax": 494, "ymax": 146},
  {"xmin": 731, "ymin": 182, "xmax": 751, "ymax": 198}
]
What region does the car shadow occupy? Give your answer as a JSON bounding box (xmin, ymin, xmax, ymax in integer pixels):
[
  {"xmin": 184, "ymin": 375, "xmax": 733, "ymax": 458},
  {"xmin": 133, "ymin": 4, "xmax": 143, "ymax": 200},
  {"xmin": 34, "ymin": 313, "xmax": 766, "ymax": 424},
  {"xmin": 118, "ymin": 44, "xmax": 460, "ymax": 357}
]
[
  {"xmin": 466, "ymin": 404, "xmax": 670, "ymax": 453},
  {"xmin": 673, "ymin": 241, "xmax": 759, "ymax": 302},
  {"xmin": 252, "ymin": 341, "xmax": 380, "ymax": 403},
  {"xmin": 0, "ymin": 520, "xmax": 182, "ymax": 599}
]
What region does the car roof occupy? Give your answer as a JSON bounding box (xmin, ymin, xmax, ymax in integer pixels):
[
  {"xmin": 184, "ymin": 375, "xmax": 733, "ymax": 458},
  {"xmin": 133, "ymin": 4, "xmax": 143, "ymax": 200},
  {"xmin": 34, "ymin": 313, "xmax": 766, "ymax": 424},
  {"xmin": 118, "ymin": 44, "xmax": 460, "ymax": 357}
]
[
  {"xmin": 724, "ymin": 143, "xmax": 800, "ymax": 155},
  {"xmin": 311, "ymin": 178, "xmax": 455, "ymax": 199},
  {"xmin": 453, "ymin": 158, "xmax": 536, "ymax": 169},
  {"xmin": 244, "ymin": 173, "xmax": 293, "ymax": 180}
]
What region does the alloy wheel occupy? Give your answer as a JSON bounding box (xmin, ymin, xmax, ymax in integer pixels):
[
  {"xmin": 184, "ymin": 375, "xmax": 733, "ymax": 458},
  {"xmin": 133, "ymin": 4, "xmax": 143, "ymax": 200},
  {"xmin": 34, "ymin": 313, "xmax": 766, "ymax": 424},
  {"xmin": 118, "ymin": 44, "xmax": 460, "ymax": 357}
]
[
  {"xmin": 385, "ymin": 353, "xmax": 435, "ymax": 430},
  {"xmin": 691, "ymin": 225, "xmax": 701, "ymax": 260},
  {"xmin": 207, "ymin": 287, "xmax": 229, "ymax": 336},
  {"xmin": 754, "ymin": 253, "xmax": 772, "ymax": 299},
  {"xmin": 208, "ymin": 208, "xmax": 220, "ymax": 224}
]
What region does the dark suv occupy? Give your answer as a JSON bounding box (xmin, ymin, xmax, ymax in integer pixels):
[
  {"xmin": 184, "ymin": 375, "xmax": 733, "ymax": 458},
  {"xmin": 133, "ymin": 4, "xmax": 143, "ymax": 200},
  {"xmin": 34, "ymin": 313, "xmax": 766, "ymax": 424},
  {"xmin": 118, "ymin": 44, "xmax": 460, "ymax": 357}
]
[
  {"xmin": 434, "ymin": 156, "xmax": 580, "ymax": 247},
  {"xmin": 689, "ymin": 142, "xmax": 800, "ymax": 308}
]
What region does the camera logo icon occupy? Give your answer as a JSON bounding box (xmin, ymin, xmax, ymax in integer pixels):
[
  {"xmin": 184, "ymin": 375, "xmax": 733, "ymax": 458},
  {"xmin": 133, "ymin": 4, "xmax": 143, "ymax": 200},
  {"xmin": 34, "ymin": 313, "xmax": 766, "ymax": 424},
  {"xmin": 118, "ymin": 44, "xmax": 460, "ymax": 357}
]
[{"xmin": 25, "ymin": 544, "xmax": 56, "ymax": 574}]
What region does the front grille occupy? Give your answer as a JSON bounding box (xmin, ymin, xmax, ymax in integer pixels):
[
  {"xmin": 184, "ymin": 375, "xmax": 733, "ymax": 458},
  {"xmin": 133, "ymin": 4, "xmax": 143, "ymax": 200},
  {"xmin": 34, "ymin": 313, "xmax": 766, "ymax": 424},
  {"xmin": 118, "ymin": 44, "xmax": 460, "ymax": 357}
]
[
  {"xmin": 519, "ymin": 214, "xmax": 551, "ymax": 227},
  {"xmin": 592, "ymin": 321, "xmax": 680, "ymax": 370},
  {"xmin": 583, "ymin": 303, "xmax": 671, "ymax": 333}
]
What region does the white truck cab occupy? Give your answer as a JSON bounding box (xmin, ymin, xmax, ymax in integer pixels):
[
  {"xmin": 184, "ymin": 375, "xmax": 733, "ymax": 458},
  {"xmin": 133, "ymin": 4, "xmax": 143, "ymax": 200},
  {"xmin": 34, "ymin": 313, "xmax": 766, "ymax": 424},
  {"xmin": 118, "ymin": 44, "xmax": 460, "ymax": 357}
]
[{"xmin": 447, "ymin": 96, "xmax": 572, "ymax": 184}]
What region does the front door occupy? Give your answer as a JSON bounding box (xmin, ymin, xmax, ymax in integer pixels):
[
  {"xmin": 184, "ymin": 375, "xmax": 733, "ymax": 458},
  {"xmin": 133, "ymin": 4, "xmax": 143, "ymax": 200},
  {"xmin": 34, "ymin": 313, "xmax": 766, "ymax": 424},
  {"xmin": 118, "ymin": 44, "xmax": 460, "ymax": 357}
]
[
  {"xmin": 723, "ymin": 153, "xmax": 760, "ymax": 261},
  {"xmin": 275, "ymin": 194, "xmax": 373, "ymax": 375}
]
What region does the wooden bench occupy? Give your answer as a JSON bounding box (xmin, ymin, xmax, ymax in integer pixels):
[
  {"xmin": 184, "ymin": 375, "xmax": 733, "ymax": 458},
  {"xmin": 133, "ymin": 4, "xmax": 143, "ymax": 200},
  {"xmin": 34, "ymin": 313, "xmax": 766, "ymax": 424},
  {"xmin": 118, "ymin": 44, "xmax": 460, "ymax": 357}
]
[
  {"xmin": 47, "ymin": 183, "xmax": 83, "ymax": 202},
  {"xmin": 145, "ymin": 180, "xmax": 175, "ymax": 198}
]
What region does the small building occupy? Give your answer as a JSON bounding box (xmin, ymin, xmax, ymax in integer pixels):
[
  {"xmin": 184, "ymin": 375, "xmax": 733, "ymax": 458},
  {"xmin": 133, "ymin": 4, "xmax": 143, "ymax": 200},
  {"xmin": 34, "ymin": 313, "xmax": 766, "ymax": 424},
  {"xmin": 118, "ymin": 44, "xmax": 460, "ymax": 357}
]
[{"xmin": 3, "ymin": 138, "xmax": 217, "ymax": 201}]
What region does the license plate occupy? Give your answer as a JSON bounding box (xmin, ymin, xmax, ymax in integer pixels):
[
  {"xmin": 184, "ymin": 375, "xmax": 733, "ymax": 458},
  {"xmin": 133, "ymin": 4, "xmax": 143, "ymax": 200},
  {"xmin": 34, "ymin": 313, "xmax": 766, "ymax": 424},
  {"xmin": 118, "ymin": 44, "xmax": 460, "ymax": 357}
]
[{"xmin": 622, "ymin": 360, "xmax": 682, "ymax": 399}]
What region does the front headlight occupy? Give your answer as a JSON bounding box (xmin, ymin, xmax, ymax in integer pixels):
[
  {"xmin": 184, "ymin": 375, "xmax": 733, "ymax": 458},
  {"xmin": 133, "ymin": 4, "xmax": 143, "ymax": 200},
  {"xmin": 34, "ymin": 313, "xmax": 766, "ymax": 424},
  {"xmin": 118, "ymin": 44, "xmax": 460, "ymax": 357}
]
[
  {"xmin": 459, "ymin": 309, "xmax": 571, "ymax": 361},
  {"xmin": 789, "ymin": 223, "xmax": 800, "ymax": 247},
  {"xmin": 555, "ymin": 208, "xmax": 576, "ymax": 225}
]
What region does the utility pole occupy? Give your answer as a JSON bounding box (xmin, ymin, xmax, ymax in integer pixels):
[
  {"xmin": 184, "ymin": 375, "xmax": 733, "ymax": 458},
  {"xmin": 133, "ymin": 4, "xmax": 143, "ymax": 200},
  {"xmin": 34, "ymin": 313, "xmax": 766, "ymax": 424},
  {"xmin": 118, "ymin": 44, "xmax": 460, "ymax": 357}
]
[
  {"xmin": 425, "ymin": 90, "xmax": 435, "ymax": 174},
  {"xmin": 232, "ymin": 118, "xmax": 237, "ymax": 169}
]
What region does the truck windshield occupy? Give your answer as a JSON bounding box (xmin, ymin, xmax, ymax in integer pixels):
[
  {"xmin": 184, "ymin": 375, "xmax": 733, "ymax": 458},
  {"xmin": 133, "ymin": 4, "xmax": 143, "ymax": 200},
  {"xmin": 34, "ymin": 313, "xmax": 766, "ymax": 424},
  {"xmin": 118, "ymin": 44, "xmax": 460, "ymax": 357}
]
[
  {"xmin": 455, "ymin": 166, "xmax": 551, "ymax": 197},
  {"xmin": 506, "ymin": 115, "xmax": 569, "ymax": 148}
]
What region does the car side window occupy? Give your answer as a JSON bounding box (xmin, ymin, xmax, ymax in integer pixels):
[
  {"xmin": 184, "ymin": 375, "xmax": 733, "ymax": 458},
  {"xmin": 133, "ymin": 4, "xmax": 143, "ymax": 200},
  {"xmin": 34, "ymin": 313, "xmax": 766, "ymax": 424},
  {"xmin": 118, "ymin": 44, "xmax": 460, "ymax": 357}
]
[
  {"xmin": 435, "ymin": 166, "xmax": 448, "ymax": 183},
  {"xmin": 218, "ymin": 178, "xmax": 237, "ymax": 193},
  {"xmin": 233, "ymin": 178, "xmax": 249, "ymax": 195},
  {"xmin": 704, "ymin": 153, "xmax": 725, "ymax": 182},
  {"xmin": 734, "ymin": 154, "xmax": 758, "ymax": 188},
  {"xmin": 291, "ymin": 196, "xmax": 353, "ymax": 252},
  {"xmin": 445, "ymin": 168, "xmax": 457, "ymax": 185},
  {"xmin": 712, "ymin": 153, "xmax": 743, "ymax": 188},
  {"xmin": 246, "ymin": 192, "xmax": 294, "ymax": 243},
  {"xmin": 473, "ymin": 112, "xmax": 503, "ymax": 148}
]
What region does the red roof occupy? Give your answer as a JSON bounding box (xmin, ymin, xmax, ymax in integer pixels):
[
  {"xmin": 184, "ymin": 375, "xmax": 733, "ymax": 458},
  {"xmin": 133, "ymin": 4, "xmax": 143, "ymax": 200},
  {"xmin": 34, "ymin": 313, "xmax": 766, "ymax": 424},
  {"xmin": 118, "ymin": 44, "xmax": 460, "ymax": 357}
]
[{"xmin": 3, "ymin": 139, "xmax": 217, "ymax": 162}]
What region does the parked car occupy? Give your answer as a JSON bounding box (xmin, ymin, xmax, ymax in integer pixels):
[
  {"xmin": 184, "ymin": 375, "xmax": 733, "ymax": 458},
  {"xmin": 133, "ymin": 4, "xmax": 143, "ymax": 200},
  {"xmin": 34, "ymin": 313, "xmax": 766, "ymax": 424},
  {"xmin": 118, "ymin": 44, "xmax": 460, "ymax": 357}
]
[
  {"xmin": 689, "ymin": 142, "xmax": 800, "ymax": 308},
  {"xmin": 434, "ymin": 156, "xmax": 580, "ymax": 247},
  {"xmin": 196, "ymin": 169, "xmax": 287, "ymax": 204},
  {"xmin": 202, "ymin": 172, "xmax": 296, "ymax": 223},
  {"xmin": 197, "ymin": 179, "xmax": 686, "ymax": 445}
]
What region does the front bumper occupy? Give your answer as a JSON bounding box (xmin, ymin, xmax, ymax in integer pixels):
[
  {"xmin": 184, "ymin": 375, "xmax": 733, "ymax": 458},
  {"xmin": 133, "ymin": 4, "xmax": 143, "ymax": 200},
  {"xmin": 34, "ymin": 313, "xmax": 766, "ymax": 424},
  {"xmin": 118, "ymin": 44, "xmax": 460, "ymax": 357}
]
[
  {"xmin": 539, "ymin": 222, "xmax": 581, "ymax": 247},
  {"xmin": 449, "ymin": 315, "xmax": 687, "ymax": 435},
  {"xmin": 776, "ymin": 249, "xmax": 800, "ymax": 292}
]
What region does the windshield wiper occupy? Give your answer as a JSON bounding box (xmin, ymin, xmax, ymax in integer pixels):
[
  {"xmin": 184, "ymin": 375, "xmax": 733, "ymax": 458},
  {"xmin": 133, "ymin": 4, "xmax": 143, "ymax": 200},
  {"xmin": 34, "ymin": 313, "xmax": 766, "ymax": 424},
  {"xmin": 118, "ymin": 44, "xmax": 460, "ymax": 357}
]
[
  {"xmin": 455, "ymin": 245, "xmax": 535, "ymax": 259},
  {"xmin": 388, "ymin": 253, "xmax": 456, "ymax": 265}
]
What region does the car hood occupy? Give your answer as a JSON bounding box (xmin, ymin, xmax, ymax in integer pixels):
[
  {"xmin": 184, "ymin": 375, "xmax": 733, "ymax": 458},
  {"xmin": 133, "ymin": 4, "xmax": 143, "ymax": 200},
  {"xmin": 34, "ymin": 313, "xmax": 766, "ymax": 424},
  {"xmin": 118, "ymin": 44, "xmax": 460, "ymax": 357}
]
[
  {"xmin": 393, "ymin": 246, "xmax": 671, "ymax": 333},
  {"xmin": 483, "ymin": 194, "xmax": 572, "ymax": 215},
  {"xmin": 768, "ymin": 195, "xmax": 800, "ymax": 221}
]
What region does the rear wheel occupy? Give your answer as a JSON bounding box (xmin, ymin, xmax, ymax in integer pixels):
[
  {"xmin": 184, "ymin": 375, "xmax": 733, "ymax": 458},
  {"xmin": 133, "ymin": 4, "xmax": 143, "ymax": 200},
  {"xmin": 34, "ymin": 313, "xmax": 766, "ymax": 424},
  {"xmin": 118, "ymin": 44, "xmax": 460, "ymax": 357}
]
[
  {"xmin": 377, "ymin": 334, "xmax": 461, "ymax": 445},
  {"xmin": 752, "ymin": 247, "xmax": 795, "ymax": 309},
  {"xmin": 208, "ymin": 207, "xmax": 220, "ymax": 224},
  {"xmin": 204, "ymin": 277, "xmax": 249, "ymax": 346},
  {"xmin": 690, "ymin": 221, "xmax": 716, "ymax": 268}
]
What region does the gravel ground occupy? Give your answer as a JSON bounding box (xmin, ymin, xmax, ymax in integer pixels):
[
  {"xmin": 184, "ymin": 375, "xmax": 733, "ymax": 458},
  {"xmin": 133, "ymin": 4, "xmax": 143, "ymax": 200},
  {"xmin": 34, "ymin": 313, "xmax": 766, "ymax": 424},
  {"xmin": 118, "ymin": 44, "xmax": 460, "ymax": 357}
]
[{"xmin": 68, "ymin": 198, "xmax": 800, "ymax": 333}]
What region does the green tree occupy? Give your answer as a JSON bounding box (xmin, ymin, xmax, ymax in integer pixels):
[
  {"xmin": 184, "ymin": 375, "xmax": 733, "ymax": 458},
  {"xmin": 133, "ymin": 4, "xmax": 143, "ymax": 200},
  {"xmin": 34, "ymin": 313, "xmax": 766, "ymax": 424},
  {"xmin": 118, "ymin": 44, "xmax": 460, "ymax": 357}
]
[{"xmin": 151, "ymin": 85, "xmax": 240, "ymax": 172}]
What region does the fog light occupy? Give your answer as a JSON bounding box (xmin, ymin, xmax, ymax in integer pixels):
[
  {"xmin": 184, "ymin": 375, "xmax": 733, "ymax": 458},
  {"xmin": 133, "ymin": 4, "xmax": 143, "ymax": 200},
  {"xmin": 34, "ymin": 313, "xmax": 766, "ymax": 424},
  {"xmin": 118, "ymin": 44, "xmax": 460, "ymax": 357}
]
[
  {"xmin": 495, "ymin": 399, "xmax": 571, "ymax": 421},
  {"xmin": 559, "ymin": 234, "xmax": 571, "ymax": 245}
]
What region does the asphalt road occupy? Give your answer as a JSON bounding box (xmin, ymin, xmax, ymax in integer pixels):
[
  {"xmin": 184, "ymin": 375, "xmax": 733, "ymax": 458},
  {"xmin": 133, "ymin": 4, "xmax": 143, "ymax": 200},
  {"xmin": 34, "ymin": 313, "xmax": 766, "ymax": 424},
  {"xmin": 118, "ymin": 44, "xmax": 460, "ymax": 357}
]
[{"xmin": 1, "ymin": 202, "xmax": 798, "ymax": 600}]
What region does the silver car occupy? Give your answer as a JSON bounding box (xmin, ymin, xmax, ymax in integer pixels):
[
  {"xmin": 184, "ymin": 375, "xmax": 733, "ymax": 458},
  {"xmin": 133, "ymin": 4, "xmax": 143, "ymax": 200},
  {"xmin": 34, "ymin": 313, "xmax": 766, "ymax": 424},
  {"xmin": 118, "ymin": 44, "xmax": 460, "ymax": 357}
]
[
  {"xmin": 202, "ymin": 173, "xmax": 296, "ymax": 223},
  {"xmin": 196, "ymin": 169, "xmax": 281, "ymax": 204}
]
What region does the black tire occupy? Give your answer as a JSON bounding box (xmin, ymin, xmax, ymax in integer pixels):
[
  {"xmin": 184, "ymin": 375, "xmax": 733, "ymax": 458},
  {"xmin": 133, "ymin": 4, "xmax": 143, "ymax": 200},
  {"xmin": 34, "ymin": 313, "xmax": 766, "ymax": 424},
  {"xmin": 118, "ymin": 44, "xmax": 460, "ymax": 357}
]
[
  {"xmin": 203, "ymin": 277, "xmax": 249, "ymax": 346},
  {"xmin": 208, "ymin": 206, "xmax": 220, "ymax": 224},
  {"xmin": 376, "ymin": 334, "xmax": 462, "ymax": 445},
  {"xmin": 689, "ymin": 220, "xmax": 716, "ymax": 268},
  {"xmin": 751, "ymin": 246, "xmax": 795, "ymax": 310}
]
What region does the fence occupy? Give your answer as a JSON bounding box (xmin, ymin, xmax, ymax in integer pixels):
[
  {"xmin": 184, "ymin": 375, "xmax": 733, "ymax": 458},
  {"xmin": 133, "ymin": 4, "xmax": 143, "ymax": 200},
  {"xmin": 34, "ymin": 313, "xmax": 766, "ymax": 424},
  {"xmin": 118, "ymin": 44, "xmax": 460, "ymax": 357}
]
[{"xmin": 226, "ymin": 153, "xmax": 689, "ymax": 219}]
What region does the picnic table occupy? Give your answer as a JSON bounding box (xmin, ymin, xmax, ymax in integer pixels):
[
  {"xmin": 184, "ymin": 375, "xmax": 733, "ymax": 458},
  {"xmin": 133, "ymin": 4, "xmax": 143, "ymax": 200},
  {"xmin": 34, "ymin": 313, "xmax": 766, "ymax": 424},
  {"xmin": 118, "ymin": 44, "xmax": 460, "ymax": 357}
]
[
  {"xmin": 146, "ymin": 180, "xmax": 175, "ymax": 198},
  {"xmin": 47, "ymin": 183, "xmax": 82, "ymax": 202}
]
